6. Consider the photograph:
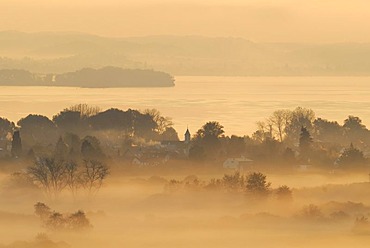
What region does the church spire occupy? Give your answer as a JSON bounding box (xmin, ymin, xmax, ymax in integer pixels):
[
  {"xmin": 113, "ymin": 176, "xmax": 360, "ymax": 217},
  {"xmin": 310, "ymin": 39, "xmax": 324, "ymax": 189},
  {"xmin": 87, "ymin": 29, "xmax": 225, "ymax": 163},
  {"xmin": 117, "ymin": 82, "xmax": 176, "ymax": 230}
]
[{"xmin": 184, "ymin": 126, "xmax": 191, "ymax": 143}]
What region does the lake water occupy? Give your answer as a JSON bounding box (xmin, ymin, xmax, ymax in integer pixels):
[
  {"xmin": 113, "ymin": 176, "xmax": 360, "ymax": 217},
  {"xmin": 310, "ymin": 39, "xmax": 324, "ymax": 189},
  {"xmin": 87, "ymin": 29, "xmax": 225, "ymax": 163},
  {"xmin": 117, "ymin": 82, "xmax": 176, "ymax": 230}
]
[{"xmin": 1, "ymin": 76, "xmax": 370, "ymax": 137}]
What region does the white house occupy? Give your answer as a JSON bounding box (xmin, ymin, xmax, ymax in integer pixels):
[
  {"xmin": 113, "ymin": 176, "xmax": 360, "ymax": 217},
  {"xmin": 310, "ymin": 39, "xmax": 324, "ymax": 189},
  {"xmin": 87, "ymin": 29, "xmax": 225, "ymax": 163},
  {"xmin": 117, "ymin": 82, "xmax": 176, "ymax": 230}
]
[{"xmin": 223, "ymin": 157, "xmax": 253, "ymax": 170}]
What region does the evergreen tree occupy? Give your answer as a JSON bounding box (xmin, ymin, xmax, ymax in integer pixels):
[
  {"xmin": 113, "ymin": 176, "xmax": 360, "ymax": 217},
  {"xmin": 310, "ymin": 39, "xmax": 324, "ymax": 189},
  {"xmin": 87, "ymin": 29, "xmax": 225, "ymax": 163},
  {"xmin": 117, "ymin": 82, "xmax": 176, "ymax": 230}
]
[
  {"xmin": 54, "ymin": 137, "xmax": 69, "ymax": 160},
  {"xmin": 81, "ymin": 136, "xmax": 105, "ymax": 160},
  {"xmin": 336, "ymin": 143, "xmax": 367, "ymax": 169},
  {"xmin": 299, "ymin": 126, "xmax": 312, "ymax": 163},
  {"xmin": 11, "ymin": 130, "xmax": 22, "ymax": 158}
]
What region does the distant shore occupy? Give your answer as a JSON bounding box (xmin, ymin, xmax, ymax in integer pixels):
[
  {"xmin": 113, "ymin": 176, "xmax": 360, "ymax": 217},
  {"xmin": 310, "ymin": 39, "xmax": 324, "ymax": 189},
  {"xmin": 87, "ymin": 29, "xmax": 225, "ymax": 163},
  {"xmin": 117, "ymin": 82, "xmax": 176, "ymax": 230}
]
[{"xmin": 0, "ymin": 67, "xmax": 175, "ymax": 88}]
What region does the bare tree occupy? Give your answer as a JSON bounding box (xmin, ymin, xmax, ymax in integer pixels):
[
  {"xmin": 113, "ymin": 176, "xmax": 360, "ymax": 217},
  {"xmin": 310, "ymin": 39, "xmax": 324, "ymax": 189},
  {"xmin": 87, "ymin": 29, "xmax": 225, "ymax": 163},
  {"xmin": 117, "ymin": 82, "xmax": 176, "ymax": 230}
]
[
  {"xmin": 268, "ymin": 109, "xmax": 291, "ymax": 142},
  {"xmin": 253, "ymin": 121, "xmax": 273, "ymax": 142},
  {"xmin": 256, "ymin": 121, "xmax": 268, "ymax": 134},
  {"xmin": 65, "ymin": 160, "xmax": 81, "ymax": 197},
  {"xmin": 27, "ymin": 157, "xmax": 68, "ymax": 198},
  {"xmin": 66, "ymin": 103, "xmax": 101, "ymax": 118},
  {"xmin": 144, "ymin": 108, "xmax": 173, "ymax": 134},
  {"xmin": 81, "ymin": 160, "xmax": 109, "ymax": 196},
  {"xmin": 285, "ymin": 107, "xmax": 315, "ymax": 144}
]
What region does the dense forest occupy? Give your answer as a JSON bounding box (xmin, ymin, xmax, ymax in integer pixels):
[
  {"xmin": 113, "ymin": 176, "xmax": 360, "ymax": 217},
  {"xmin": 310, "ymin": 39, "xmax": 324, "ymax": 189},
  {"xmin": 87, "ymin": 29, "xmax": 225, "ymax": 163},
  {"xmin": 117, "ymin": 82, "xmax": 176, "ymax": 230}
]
[{"xmin": 0, "ymin": 67, "xmax": 175, "ymax": 87}]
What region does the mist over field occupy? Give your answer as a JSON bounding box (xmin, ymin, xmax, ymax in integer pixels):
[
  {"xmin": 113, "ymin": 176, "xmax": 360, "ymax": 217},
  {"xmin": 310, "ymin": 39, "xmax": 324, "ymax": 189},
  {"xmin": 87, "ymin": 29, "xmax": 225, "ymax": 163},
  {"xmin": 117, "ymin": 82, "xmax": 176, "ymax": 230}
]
[
  {"xmin": 1, "ymin": 166, "xmax": 370, "ymax": 248},
  {"xmin": 0, "ymin": 105, "xmax": 370, "ymax": 248}
]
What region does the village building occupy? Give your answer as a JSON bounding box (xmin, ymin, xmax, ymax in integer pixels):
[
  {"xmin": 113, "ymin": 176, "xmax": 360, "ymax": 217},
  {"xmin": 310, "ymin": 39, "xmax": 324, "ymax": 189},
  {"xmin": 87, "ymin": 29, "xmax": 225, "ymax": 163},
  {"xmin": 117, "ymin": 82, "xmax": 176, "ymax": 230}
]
[
  {"xmin": 122, "ymin": 128, "xmax": 192, "ymax": 166},
  {"xmin": 223, "ymin": 156, "xmax": 253, "ymax": 171}
]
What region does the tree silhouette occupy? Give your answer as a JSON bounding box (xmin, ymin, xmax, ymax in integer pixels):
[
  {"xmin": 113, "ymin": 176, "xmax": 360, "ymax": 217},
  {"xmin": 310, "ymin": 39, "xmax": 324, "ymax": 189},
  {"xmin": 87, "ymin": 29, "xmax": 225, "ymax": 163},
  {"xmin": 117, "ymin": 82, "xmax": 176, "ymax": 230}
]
[
  {"xmin": 285, "ymin": 107, "xmax": 315, "ymax": 145},
  {"xmin": 189, "ymin": 145, "xmax": 206, "ymax": 161},
  {"xmin": 132, "ymin": 111, "xmax": 157, "ymax": 140},
  {"xmin": 300, "ymin": 204, "xmax": 323, "ymax": 220},
  {"xmin": 66, "ymin": 103, "xmax": 101, "ymax": 118},
  {"xmin": 160, "ymin": 127, "xmax": 179, "ymax": 141},
  {"xmin": 313, "ymin": 118, "xmax": 343, "ymax": 144},
  {"xmin": 11, "ymin": 130, "xmax": 22, "ymax": 158},
  {"xmin": 336, "ymin": 143, "xmax": 367, "ymax": 169},
  {"xmin": 343, "ymin": 115, "xmax": 368, "ymax": 143},
  {"xmin": 35, "ymin": 202, "xmax": 92, "ymax": 231},
  {"xmin": 27, "ymin": 157, "xmax": 68, "ymax": 198},
  {"xmin": 275, "ymin": 185, "xmax": 293, "ymax": 201},
  {"xmin": 246, "ymin": 172, "xmax": 271, "ymax": 197},
  {"xmin": 194, "ymin": 121, "xmax": 225, "ymax": 158},
  {"xmin": 34, "ymin": 202, "xmax": 51, "ymax": 221},
  {"xmin": 196, "ymin": 121, "xmax": 225, "ymax": 139},
  {"xmin": 282, "ymin": 147, "xmax": 296, "ymax": 165},
  {"xmin": 81, "ymin": 160, "xmax": 109, "ymax": 196},
  {"xmin": 226, "ymin": 135, "xmax": 246, "ymax": 157},
  {"xmin": 268, "ymin": 109, "xmax": 291, "ymax": 142},
  {"xmin": 54, "ymin": 137, "xmax": 68, "ymax": 160},
  {"xmin": 81, "ymin": 136, "xmax": 104, "ymax": 160},
  {"xmin": 18, "ymin": 114, "xmax": 58, "ymax": 148},
  {"xmin": 299, "ymin": 126, "xmax": 313, "ymax": 163},
  {"xmin": 65, "ymin": 160, "xmax": 80, "ymax": 197},
  {"xmin": 144, "ymin": 108, "xmax": 173, "ymax": 134},
  {"xmin": 0, "ymin": 117, "xmax": 14, "ymax": 140},
  {"xmin": 45, "ymin": 212, "xmax": 65, "ymax": 231},
  {"xmin": 88, "ymin": 108, "xmax": 133, "ymax": 132},
  {"xmin": 222, "ymin": 172, "xmax": 245, "ymax": 193},
  {"xmin": 53, "ymin": 110, "xmax": 83, "ymax": 134},
  {"xmin": 344, "ymin": 116, "xmax": 366, "ymax": 130},
  {"xmin": 67, "ymin": 210, "xmax": 92, "ymax": 231}
]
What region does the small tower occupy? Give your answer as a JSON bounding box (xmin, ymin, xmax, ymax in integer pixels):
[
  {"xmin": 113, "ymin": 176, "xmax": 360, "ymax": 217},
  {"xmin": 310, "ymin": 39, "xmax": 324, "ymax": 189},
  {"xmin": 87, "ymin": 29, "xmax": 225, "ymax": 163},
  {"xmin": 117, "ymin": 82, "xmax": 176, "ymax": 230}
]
[{"xmin": 184, "ymin": 127, "xmax": 191, "ymax": 143}]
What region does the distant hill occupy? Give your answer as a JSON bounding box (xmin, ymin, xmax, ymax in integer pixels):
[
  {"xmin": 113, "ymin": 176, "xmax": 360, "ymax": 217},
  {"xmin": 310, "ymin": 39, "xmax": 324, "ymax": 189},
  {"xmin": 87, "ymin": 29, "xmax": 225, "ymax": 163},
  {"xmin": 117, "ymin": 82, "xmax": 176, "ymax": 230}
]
[
  {"xmin": 0, "ymin": 67, "xmax": 175, "ymax": 88},
  {"xmin": 1, "ymin": 31, "xmax": 370, "ymax": 76}
]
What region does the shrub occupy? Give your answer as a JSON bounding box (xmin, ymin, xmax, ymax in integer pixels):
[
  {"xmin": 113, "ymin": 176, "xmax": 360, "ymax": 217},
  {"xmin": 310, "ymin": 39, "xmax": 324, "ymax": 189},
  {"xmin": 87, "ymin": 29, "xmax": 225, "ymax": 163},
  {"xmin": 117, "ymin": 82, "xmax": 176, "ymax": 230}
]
[
  {"xmin": 34, "ymin": 202, "xmax": 92, "ymax": 232},
  {"xmin": 300, "ymin": 204, "xmax": 324, "ymax": 221},
  {"xmin": 245, "ymin": 172, "xmax": 271, "ymax": 197},
  {"xmin": 275, "ymin": 185, "xmax": 293, "ymax": 201}
]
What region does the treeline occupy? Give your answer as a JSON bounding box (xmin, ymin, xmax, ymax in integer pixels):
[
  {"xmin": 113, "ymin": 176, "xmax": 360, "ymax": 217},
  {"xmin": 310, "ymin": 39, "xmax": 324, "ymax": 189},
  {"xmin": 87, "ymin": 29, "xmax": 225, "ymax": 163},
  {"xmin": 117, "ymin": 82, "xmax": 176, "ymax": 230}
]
[
  {"xmin": 0, "ymin": 104, "xmax": 178, "ymax": 159},
  {"xmin": 0, "ymin": 67, "xmax": 175, "ymax": 87},
  {"xmin": 188, "ymin": 107, "xmax": 370, "ymax": 170},
  {"xmin": 164, "ymin": 172, "xmax": 288, "ymax": 199},
  {"xmin": 1, "ymin": 105, "xmax": 370, "ymax": 171},
  {"xmin": 250, "ymin": 107, "xmax": 370, "ymax": 168}
]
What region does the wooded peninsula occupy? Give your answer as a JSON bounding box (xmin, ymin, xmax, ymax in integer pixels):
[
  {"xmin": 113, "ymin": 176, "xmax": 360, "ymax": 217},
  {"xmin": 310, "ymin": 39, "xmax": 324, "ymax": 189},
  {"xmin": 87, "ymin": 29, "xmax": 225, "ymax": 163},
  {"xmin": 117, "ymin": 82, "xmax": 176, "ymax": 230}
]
[{"xmin": 0, "ymin": 67, "xmax": 175, "ymax": 88}]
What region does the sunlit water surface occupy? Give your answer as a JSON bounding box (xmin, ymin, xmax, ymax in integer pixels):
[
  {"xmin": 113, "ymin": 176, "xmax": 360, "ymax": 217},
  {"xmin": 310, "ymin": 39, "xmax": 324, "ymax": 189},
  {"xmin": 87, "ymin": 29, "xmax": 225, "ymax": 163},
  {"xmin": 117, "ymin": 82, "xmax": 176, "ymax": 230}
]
[{"xmin": 1, "ymin": 76, "xmax": 370, "ymax": 136}]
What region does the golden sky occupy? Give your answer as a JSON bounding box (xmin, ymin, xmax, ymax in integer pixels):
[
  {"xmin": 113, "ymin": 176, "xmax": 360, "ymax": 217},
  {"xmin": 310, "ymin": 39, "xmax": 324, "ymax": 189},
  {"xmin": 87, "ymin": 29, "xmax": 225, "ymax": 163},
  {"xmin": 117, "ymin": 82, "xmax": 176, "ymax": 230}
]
[{"xmin": 1, "ymin": 0, "xmax": 370, "ymax": 42}]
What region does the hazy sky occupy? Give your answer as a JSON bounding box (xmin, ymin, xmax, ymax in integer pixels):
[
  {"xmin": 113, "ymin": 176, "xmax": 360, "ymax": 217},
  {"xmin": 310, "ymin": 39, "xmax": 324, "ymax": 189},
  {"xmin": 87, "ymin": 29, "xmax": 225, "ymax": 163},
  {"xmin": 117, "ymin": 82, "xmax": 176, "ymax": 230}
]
[{"xmin": 1, "ymin": 0, "xmax": 370, "ymax": 42}]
